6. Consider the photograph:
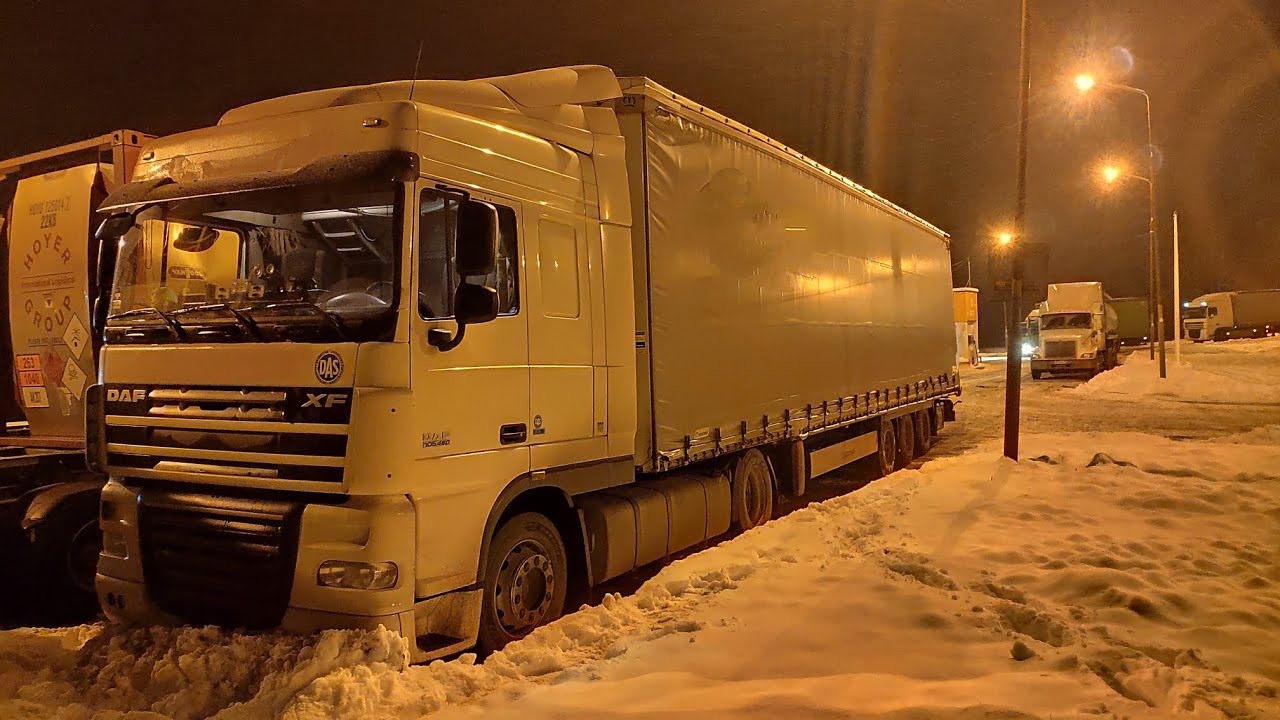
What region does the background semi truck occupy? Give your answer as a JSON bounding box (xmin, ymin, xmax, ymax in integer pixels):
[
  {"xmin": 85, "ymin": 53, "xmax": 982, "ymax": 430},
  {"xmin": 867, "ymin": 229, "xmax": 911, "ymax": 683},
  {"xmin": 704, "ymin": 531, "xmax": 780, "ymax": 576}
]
[
  {"xmin": 1029, "ymin": 282, "xmax": 1118, "ymax": 379},
  {"xmin": 1110, "ymin": 296, "xmax": 1150, "ymax": 346},
  {"xmin": 88, "ymin": 66, "xmax": 959, "ymax": 661},
  {"xmin": 0, "ymin": 130, "xmax": 149, "ymax": 622},
  {"xmin": 1183, "ymin": 290, "xmax": 1280, "ymax": 342}
]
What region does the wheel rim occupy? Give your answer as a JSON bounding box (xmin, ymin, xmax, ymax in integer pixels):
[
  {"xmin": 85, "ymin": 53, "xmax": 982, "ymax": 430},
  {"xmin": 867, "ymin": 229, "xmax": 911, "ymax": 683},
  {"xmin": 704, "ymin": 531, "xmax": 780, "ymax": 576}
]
[{"xmin": 493, "ymin": 539, "xmax": 556, "ymax": 637}]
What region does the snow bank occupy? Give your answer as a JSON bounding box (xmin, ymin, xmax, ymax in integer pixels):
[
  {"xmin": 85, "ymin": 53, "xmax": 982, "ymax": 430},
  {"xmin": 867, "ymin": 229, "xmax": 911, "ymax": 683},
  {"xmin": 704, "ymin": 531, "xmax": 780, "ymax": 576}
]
[
  {"xmin": 3, "ymin": 430, "xmax": 1277, "ymax": 719},
  {"xmin": 1066, "ymin": 344, "xmax": 1280, "ymax": 404}
]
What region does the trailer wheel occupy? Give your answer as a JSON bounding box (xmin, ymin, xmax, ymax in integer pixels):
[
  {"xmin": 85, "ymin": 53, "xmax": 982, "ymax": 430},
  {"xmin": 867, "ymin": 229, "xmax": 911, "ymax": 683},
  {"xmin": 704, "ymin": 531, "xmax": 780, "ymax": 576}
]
[
  {"xmin": 477, "ymin": 512, "xmax": 568, "ymax": 655},
  {"xmin": 895, "ymin": 415, "xmax": 916, "ymax": 469},
  {"xmin": 913, "ymin": 410, "xmax": 932, "ymax": 455},
  {"xmin": 731, "ymin": 449, "xmax": 775, "ymax": 531},
  {"xmin": 875, "ymin": 418, "xmax": 897, "ymax": 477}
]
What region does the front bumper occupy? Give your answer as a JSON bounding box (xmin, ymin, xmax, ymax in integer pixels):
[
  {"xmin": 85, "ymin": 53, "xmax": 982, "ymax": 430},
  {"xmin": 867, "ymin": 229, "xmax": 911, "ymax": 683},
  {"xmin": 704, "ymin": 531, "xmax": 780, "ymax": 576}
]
[
  {"xmin": 1031, "ymin": 358, "xmax": 1100, "ymax": 373},
  {"xmin": 96, "ymin": 573, "xmax": 416, "ymax": 636},
  {"xmin": 96, "ymin": 479, "xmax": 416, "ymax": 633}
]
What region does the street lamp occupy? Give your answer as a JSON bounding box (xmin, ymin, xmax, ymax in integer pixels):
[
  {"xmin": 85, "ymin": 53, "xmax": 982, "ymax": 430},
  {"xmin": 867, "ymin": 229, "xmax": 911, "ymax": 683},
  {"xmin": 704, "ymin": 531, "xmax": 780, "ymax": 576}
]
[
  {"xmin": 1075, "ymin": 72, "xmax": 1165, "ymax": 379},
  {"xmin": 996, "ymin": 231, "xmax": 1014, "ymax": 247}
]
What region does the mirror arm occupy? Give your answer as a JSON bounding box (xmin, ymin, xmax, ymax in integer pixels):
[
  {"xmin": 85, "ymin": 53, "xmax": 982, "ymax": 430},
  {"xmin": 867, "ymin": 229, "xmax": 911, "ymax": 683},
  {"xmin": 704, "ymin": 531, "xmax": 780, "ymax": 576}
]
[{"xmin": 428, "ymin": 323, "xmax": 466, "ymax": 352}]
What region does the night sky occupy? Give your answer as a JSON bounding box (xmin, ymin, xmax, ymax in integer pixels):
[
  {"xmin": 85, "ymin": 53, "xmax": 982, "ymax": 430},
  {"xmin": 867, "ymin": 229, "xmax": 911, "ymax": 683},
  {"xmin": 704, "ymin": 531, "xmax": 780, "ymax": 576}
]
[{"xmin": 3, "ymin": 0, "xmax": 1277, "ymax": 344}]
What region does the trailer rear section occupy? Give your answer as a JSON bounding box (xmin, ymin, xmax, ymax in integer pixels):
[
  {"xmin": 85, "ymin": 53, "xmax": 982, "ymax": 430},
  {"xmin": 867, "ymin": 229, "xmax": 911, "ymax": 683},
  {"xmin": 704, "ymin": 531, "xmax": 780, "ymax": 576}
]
[{"xmin": 576, "ymin": 82, "xmax": 959, "ymax": 587}]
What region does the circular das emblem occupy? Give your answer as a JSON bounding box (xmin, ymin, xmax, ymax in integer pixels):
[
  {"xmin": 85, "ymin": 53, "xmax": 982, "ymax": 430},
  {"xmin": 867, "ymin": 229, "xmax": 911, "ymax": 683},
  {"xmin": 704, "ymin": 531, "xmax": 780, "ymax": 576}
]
[{"xmin": 315, "ymin": 351, "xmax": 344, "ymax": 385}]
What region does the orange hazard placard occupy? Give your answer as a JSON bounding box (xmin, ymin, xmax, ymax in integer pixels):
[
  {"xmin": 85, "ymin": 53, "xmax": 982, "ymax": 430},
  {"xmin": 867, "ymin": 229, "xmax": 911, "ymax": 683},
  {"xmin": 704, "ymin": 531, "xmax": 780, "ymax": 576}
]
[
  {"xmin": 15, "ymin": 354, "xmax": 41, "ymax": 371},
  {"xmin": 18, "ymin": 369, "xmax": 44, "ymax": 387}
]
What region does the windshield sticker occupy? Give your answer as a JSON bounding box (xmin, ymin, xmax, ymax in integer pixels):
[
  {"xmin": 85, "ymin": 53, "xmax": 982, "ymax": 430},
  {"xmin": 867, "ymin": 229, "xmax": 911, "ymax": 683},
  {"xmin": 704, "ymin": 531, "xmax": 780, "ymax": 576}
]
[{"xmin": 315, "ymin": 350, "xmax": 344, "ymax": 384}]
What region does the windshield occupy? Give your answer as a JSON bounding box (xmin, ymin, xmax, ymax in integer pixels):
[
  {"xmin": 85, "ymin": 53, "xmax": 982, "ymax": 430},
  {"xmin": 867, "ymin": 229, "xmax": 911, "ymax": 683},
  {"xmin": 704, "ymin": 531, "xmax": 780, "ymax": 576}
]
[
  {"xmin": 106, "ymin": 179, "xmax": 403, "ymax": 343},
  {"xmin": 1183, "ymin": 306, "xmax": 1207, "ymax": 319},
  {"xmin": 1040, "ymin": 313, "xmax": 1092, "ymax": 330}
]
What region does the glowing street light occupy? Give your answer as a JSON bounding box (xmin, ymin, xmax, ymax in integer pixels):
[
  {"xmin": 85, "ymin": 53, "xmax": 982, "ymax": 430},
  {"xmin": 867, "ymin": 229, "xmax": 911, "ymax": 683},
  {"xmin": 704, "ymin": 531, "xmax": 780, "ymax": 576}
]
[
  {"xmin": 1072, "ymin": 70, "xmax": 1164, "ymax": 378},
  {"xmin": 996, "ymin": 231, "xmax": 1014, "ymax": 246},
  {"xmin": 1101, "ymin": 165, "xmax": 1122, "ymax": 184}
]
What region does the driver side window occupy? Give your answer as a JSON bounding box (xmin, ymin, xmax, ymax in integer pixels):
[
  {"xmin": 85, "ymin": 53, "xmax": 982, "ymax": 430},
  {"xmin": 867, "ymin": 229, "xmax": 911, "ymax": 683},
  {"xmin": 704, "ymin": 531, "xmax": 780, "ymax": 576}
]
[{"xmin": 418, "ymin": 189, "xmax": 519, "ymax": 320}]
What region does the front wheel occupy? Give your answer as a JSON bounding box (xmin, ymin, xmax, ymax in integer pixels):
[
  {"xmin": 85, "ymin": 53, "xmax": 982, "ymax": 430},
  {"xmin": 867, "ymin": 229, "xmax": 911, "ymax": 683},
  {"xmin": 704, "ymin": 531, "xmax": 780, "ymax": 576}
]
[
  {"xmin": 1031, "ymin": 369, "xmax": 1043, "ymax": 380},
  {"xmin": 477, "ymin": 512, "xmax": 568, "ymax": 655}
]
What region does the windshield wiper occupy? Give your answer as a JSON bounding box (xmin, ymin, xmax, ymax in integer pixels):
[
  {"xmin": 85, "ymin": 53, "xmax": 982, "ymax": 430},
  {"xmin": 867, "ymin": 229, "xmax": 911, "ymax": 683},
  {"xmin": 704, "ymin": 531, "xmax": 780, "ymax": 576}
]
[
  {"xmin": 171, "ymin": 303, "xmax": 264, "ymax": 341},
  {"xmin": 106, "ymin": 307, "xmax": 185, "ymax": 340},
  {"xmin": 250, "ymin": 299, "xmax": 350, "ymax": 340}
]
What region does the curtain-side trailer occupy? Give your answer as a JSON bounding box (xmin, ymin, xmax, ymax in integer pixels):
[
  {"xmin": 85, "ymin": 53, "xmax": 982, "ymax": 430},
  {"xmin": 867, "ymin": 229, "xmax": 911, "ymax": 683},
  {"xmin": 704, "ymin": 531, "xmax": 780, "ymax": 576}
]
[
  {"xmin": 0, "ymin": 130, "xmax": 149, "ymax": 622},
  {"xmin": 90, "ymin": 66, "xmax": 958, "ymax": 661}
]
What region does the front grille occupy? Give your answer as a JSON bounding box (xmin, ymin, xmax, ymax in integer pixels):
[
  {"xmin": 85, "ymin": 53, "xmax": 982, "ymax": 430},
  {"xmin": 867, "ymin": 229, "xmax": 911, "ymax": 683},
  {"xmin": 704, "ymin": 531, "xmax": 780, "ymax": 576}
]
[
  {"xmin": 1044, "ymin": 340, "xmax": 1076, "ymax": 359},
  {"xmin": 139, "ymin": 488, "xmax": 302, "ymax": 628},
  {"xmin": 104, "ymin": 385, "xmax": 349, "ymax": 485}
]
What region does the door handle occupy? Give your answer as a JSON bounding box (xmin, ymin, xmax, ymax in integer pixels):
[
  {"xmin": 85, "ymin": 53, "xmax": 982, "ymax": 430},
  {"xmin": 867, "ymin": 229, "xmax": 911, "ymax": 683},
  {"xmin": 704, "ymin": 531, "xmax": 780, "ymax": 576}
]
[{"xmin": 500, "ymin": 423, "xmax": 527, "ymax": 445}]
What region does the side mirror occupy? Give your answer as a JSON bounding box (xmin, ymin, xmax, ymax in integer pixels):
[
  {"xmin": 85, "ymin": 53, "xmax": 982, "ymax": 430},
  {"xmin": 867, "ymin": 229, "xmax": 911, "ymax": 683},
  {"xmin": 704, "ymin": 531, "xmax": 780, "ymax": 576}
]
[
  {"xmin": 428, "ymin": 282, "xmax": 499, "ymax": 352},
  {"xmin": 456, "ymin": 201, "xmax": 499, "ymax": 277},
  {"xmin": 94, "ymin": 213, "xmax": 136, "ymax": 243},
  {"xmin": 455, "ymin": 282, "xmax": 498, "ymax": 324}
]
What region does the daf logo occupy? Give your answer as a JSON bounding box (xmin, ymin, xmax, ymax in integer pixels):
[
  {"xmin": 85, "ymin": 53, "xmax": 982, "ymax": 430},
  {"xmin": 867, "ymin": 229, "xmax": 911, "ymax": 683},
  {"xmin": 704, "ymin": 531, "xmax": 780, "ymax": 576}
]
[
  {"xmin": 302, "ymin": 393, "xmax": 349, "ymax": 409},
  {"xmin": 106, "ymin": 388, "xmax": 147, "ymax": 402},
  {"xmin": 314, "ymin": 350, "xmax": 344, "ymax": 385}
]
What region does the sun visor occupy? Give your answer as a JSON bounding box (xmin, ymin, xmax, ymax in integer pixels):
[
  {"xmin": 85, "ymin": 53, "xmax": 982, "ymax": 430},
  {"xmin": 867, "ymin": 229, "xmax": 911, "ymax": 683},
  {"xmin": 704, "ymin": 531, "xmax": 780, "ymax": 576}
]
[{"xmin": 98, "ymin": 149, "xmax": 418, "ymax": 212}]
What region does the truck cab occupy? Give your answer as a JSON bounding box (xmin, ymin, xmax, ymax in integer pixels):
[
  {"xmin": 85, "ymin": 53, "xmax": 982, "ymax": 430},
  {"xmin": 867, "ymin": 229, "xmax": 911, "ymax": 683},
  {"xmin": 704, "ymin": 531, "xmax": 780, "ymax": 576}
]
[
  {"xmin": 1183, "ymin": 292, "xmax": 1231, "ymax": 342},
  {"xmin": 1029, "ymin": 282, "xmax": 1118, "ymax": 379}
]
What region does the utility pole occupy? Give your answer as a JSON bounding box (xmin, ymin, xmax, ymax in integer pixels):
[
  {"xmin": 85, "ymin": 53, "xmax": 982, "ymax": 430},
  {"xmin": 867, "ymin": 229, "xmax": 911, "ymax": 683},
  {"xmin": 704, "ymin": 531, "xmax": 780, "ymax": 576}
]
[
  {"xmin": 1173, "ymin": 211, "xmax": 1181, "ymax": 365},
  {"xmin": 1003, "ymin": 0, "xmax": 1030, "ymax": 461}
]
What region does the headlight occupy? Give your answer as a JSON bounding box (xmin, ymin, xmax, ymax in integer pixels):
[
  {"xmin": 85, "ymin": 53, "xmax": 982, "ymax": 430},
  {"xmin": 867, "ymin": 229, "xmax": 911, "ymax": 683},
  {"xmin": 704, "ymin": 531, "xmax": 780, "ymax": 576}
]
[
  {"xmin": 1020, "ymin": 342, "xmax": 1035, "ymax": 356},
  {"xmin": 1080, "ymin": 351, "xmax": 1095, "ymax": 359},
  {"xmin": 317, "ymin": 560, "xmax": 399, "ymax": 590}
]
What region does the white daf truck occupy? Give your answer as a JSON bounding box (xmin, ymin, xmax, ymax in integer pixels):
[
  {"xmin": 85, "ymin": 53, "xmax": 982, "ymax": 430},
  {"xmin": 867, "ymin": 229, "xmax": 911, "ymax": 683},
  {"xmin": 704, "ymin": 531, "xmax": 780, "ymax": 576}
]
[
  {"xmin": 1029, "ymin": 282, "xmax": 1118, "ymax": 379},
  {"xmin": 88, "ymin": 66, "xmax": 958, "ymax": 661},
  {"xmin": 1183, "ymin": 290, "xmax": 1280, "ymax": 342}
]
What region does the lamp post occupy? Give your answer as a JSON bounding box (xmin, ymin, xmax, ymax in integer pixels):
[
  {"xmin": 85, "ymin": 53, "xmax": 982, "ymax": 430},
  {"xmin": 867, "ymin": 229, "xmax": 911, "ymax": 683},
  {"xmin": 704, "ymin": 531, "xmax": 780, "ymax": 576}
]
[{"xmin": 1076, "ymin": 74, "xmax": 1165, "ymax": 379}]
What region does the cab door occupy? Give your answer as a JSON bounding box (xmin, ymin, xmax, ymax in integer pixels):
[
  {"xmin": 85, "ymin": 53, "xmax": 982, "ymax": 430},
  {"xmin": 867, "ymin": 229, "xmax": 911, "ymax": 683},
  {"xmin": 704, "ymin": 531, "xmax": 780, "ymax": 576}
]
[
  {"xmin": 524, "ymin": 207, "xmax": 603, "ymax": 471},
  {"xmin": 409, "ymin": 182, "xmax": 530, "ymax": 598}
]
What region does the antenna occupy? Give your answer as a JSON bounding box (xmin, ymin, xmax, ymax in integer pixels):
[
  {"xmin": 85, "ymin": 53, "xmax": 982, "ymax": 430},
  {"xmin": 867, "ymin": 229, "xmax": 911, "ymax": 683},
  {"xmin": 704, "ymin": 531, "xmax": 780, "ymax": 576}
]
[{"xmin": 408, "ymin": 40, "xmax": 425, "ymax": 102}]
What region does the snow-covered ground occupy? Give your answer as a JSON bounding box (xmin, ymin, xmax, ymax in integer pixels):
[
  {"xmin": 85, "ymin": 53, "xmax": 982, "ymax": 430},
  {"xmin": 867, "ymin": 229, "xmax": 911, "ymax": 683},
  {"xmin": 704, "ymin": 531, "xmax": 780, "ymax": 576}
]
[{"xmin": 2, "ymin": 338, "xmax": 1278, "ymax": 719}]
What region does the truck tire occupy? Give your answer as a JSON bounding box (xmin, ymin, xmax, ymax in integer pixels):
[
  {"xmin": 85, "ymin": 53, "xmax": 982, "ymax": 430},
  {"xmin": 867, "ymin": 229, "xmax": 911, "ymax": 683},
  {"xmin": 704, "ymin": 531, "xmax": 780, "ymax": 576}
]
[
  {"xmin": 895, "ymin": 414, "xmax": 915, "ymax": 469},
  {"xmin": 28, "ymin": 505, "xmax": 102, "ymax": 620},
  {"xmin": 1031, "ymin": 370, "xmax": 1043, "ymax": 380},
  {"xmin": 875, "ymin": 418, "xmax": 897, "ymax": 478},
  {"xmin": 477, "ymin": 512, "xmax": 568, "ymax": 655},
  {"xmin": 731, "ymin": 449, "xmax": 774, "ymax": 531},
  {"xmin": 913, "ymin": 410, "xmax": 932, "ymax": 455}
]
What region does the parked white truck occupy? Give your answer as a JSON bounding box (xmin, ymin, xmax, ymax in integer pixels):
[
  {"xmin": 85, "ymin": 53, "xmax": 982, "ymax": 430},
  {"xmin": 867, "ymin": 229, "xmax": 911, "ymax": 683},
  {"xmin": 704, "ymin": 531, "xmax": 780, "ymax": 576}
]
[
  {"xmin": 1182, "ymin": 290, "xmax": 1280, "ymax": 342},
  {"xmin": 1029, "ymin": 282, "xmax": 1118, "ymax": 379},
  {"xmin": 87, "ymin": 66, "xmax": 959, "ymax": 661}
]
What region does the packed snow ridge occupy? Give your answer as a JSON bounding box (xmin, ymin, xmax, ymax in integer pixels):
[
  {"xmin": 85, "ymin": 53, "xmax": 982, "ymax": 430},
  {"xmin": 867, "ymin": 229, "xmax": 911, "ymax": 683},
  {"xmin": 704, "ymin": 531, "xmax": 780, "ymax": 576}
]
[{"xmin": 3, "ymin": 428, "xmax": 1278, "ymax": 719}]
